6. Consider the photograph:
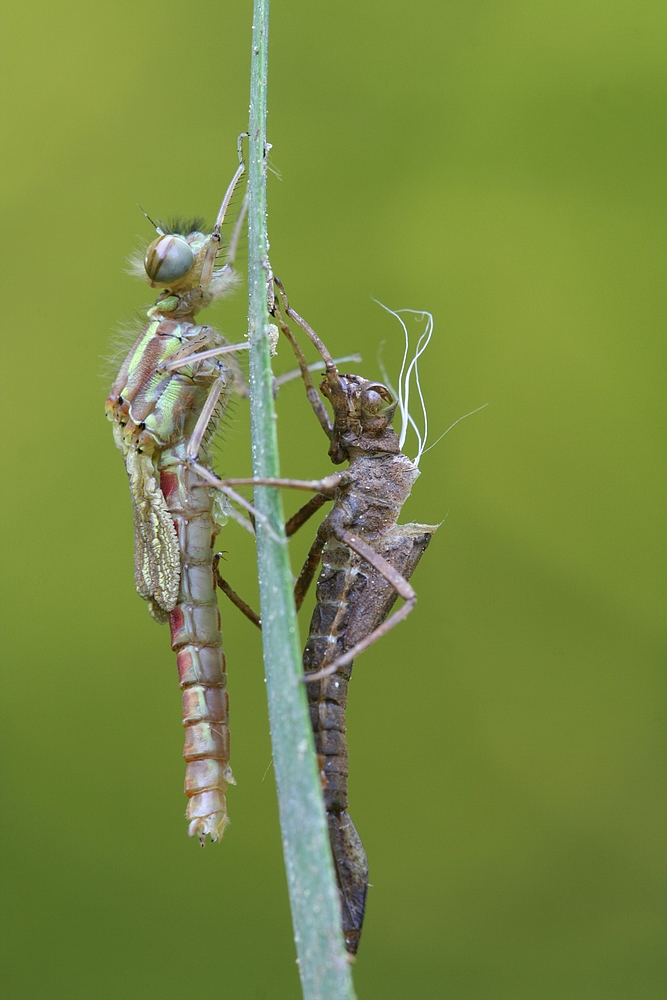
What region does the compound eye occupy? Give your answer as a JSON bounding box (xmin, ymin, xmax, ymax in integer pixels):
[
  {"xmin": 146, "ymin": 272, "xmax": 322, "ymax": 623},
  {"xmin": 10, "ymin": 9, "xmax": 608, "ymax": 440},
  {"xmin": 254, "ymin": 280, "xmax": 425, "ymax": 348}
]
[
  {"xmin": 144, "ymin": 235, "xmax": 194, "ymax": 284},
  {"xmin": 361, "ymin": 384, "xmax": 393, "ymax": 414},
  {"xmin": 360, "ymin": 382, "xmax": 396, "ymax": 429}
]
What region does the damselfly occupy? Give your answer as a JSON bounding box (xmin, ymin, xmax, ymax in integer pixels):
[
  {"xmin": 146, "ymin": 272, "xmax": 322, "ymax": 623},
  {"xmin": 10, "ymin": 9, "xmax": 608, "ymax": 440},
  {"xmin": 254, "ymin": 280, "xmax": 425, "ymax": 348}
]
[{"xmin": 106, "ymin": 146, "xmax": 249, "ymax": 844}]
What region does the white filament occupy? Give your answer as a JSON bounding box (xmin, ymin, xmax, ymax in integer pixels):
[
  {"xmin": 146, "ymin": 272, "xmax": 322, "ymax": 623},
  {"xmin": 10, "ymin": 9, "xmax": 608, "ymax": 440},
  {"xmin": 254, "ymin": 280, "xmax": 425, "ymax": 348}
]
[
  {"xmin": 373, "ymin": 302, "xmax": 433, "ymax": 465},
  {"xmin": 375, "ymin": 340, "xmax": 399, "ymax": 400}
]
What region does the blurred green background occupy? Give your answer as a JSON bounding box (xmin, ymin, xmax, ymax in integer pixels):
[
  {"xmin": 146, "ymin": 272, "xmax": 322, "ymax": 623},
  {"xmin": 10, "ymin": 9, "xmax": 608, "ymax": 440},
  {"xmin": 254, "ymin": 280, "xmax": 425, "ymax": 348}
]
[{"xmin": 2, "ymin": 1, "xmax": 665, "ymax": 997}]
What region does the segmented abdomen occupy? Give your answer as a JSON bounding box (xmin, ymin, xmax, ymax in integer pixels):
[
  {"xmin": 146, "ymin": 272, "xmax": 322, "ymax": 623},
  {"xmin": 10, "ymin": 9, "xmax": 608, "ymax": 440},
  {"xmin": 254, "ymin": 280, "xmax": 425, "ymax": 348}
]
[
  {"xmin": 303, "ymin": 543, "xmax": 355, "ymax": 811},
  {"xmin": 303, "ymin": 541, "xmax": 367, "ymax": 953},
  {"xmin": 161, "ymin": 454, "xmax": 233, "ymax": 844},
  {"xmin": 303, "ymin": 524, "xmax": 436, "ymax": 952},
  {"xmin": 303, "ymin": 527, "xmax": 434, "ymax": 810}
]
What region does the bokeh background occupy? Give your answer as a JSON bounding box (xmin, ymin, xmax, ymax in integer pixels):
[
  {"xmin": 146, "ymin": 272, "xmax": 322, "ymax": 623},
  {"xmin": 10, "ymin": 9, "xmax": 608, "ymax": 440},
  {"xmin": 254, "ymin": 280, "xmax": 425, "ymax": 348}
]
[{"xmin": 2, "ymin": 1, "xmax": 665, "ymax": 997}]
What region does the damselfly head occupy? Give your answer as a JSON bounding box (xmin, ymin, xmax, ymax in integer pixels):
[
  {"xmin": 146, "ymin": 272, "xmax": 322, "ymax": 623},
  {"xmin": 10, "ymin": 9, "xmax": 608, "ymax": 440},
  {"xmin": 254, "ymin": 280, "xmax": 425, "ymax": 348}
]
[{"xmin": 144, "ymin": 234, "xmax": 195, "ymax": 285}]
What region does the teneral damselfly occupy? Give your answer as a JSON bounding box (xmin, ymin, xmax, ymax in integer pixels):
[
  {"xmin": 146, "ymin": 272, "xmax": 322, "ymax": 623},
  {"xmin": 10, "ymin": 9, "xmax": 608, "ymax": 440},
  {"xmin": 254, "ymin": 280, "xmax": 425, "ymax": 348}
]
[{"xmin": 106, "ymin": 148, "xmax": 249, "ymax": 844}]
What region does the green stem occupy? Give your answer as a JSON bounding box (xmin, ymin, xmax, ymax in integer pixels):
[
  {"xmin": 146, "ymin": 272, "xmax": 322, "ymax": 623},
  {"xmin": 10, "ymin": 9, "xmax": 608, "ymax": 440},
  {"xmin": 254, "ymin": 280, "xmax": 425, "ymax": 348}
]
[{"xmin": 246, "ymin": 3, "xmax": 357, "ymax": 998}]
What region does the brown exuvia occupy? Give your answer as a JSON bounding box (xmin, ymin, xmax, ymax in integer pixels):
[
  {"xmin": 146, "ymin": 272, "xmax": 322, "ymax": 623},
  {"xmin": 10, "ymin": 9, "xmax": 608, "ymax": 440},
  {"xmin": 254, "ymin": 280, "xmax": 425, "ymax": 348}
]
[
  {"xmin": 216, "ymin": 281, "xmax": 438, "ymax": 953},
  {"xmin": 299, "ymin": 371, "xmax": 436, "ymax": 953}
]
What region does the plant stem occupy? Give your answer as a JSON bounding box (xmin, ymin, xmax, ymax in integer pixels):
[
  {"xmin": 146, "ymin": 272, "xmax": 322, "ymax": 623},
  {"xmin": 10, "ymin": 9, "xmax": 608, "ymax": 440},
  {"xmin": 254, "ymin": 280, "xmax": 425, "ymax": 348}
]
[{"xmin": 246, "ymin": 3, "xmax": 357, "ymax": 998}]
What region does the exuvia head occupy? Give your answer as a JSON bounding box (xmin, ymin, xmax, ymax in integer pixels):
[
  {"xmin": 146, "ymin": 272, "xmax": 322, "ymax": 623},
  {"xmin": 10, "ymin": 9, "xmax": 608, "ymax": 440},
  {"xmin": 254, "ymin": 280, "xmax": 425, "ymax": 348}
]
[
  {"xmin": 320, "ymin": 372, "xmax": 400, "ymax": 462},
  {"xmin": 320, "ymin": 373, "xmax": 396, "ymax": 430}
]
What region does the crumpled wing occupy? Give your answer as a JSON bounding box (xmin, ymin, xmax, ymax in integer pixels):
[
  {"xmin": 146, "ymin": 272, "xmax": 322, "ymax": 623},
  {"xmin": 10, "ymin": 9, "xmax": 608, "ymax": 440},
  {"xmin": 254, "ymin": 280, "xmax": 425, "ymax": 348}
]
[{"xmin": 125, "ymin": 450, "xmax": 180, "ymax": 623}]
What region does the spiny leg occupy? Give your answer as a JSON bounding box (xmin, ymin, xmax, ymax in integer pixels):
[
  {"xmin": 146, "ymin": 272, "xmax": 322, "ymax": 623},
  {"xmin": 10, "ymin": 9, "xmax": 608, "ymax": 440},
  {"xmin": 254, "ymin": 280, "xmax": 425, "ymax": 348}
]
[
  {"xmin": 158, "ymin": 340, "xmax": 249, "ymax": 374},
  {"xmin": 271, "ymin": 293, "xmax": 332, "ymax": 437},
  {"xmin": 274, "ymin": 277, "xmax": 337, "ymax": 371},
  {"xmin": 272, "ymin": 279, "xmax": 352, "ymax": 450},
  {"xmin": 186, "ymin": 373, "xmax": 232, "ymax": 464},
  {"xmin": 215, "ymin": 494, "xmax": 331, "ymax": 624},
  {"xmin": 152, "ymin": 359, "xmax": 279, "ymax": 542},
  {"xmin": 294, "ymin": 532, "xmax": 327, "ymax": 613},
  {"xmin": 201, "ymin": 192, "xmax": 248, "ymax": 296},
  {"xmin": 190, "ymin": 462, "xmax": 282, "ymax": 543},
  {"xmin": 285, "ymin": 493, "xmax": 330, "ymax": 538},
  {"xmin": 193, "ymin": 468, "xmax": 345, "ymax": 565},
  {"xmin": 213, "ymin": 554, "xmax": 261, "ymax": 629},
  {"xmin": 213, "ymin": 472, "xmax": 348, "ymax": 495},
  {"xmin": 198, "ymin": 470, "xmax": 347, "ymax": 545},
  {"xmin": 224, "ymin": 190, "xmax": 248, "ymax": 273},
  {"xmin": 273, "ymin": 355, "xmax": 361, "ymax": 391},
  {"xmin": 200, "ymin": 145, "xmax": 246, "ymax": 288}
]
